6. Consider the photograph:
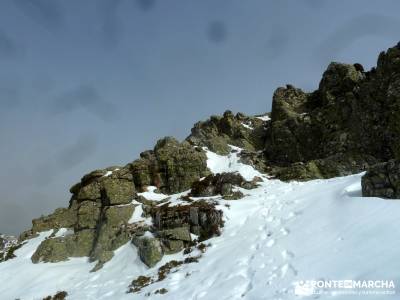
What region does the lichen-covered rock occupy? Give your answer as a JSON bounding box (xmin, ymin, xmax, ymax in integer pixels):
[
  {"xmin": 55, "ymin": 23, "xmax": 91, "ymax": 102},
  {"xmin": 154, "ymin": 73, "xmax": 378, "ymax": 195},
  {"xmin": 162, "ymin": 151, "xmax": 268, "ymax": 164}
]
[
  {"xmin": 102, "ymin": 177, "xmax": 135, "ymax": 205},
  {"xmin": 31, "ymin": 229, "xmax": 95, "ymax": 263},
  {"xmin": 189, "ymin": 172, "xmax": 258, "ymax": 198},
  {"xmin": 264, "ymin": 44, "xmax": 400, "ymax": 180},
  {"xmin": 186, "ymin": 110, "xmax": 267, "ymax": 155},
  {"xmin": 157, "ymin": 227, "xmax": 191, "ymax": 254},
  {"xmin": 76, "ymin": 201, "xmax": 101, "ymax": 230},
  {"xmin": 31, "ymin": 208, "xmax": 77, "ymax": 234},
  {"xmin": 152, "ymin": 202, "xmax": 223, "ymax": 241},
  {"xmin": 90, "ymin": 204, "xmax": 135, "ymax": 267},
  {"xmin": 130, "ymin": 137, "xmax": 210, "ymax": 194},
  {"xmin": 133, "ymin": 237, "xmax": 163, "ymax": 268},
  {"xmin": 269, "ymin": 154, "xmax": 377, "ymax": 181},
  {"xmin": 362, "ymin": 160, "xmax": 400, "ymax": 199}
]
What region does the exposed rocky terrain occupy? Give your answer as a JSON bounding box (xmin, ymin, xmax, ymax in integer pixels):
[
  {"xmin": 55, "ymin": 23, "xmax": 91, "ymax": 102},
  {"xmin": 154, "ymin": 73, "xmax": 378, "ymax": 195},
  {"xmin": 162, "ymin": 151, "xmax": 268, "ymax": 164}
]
[{"xmin": 2, "ymin": 44, "xmax": 400, "ymax": 299}]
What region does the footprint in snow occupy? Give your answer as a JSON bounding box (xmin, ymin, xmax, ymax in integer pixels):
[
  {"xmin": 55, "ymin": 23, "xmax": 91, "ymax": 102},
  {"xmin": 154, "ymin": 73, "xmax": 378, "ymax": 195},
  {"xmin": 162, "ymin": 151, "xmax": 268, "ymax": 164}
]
[
  {"xmin": 266, "ymin": 239, "xmax": 275, "ymax": 247},
  {"xmin": 280, "ymin": 227, "xmax": 290, "ymax": 236},
  {"xmin": 281, "ymin": 250, "xmax": 295, "ymax": 260}
]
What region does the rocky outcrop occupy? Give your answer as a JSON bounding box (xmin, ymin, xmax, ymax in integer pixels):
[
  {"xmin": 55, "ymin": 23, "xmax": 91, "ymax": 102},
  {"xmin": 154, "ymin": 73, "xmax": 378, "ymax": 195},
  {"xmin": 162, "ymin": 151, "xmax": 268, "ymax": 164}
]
[
  {"xmin": 264, "ymin": 44, "xmax": 400, "ymax": 180},
  {"xmin": 29, "ymin": 166, "xmax": 136, "ymax": 269},
  {"xmin": 0, "ymin": 234, "xmax": 20, "ymax": 263},
  {"xmin": 19, "ymin": 43, "xmax": 400, "ymax": 270},
  {"xmin": 22, "ymin": 135, "xmax": 211, "ymax": 269},
  {"xmin": 361, "ymin": 160, "xmax": 400, "ymax": 199},
  {"xmin": 151, "ymin": 201, "xmax": 223, "ymax": 241},
  {"xmin": 131, "ymin": 201, "xmax": 223, "ymax": 267},
  {"xmin": 189, "ymin": 172, "xmax": 260, "ymax": 200},
  {"xmin": 186, "ymin": 110, "xmax": 267, "ymax": 155},
  {"xmin": 129, "ymin": 137, "xmax": 210, "ymax": 194}
]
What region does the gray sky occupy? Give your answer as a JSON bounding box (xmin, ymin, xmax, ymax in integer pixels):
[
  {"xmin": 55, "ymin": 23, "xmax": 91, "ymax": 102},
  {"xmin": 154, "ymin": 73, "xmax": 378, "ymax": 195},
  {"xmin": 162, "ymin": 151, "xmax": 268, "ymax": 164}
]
[{"xmin": 1, "ymin": 0, "xmax": 399, "ymax": 235}]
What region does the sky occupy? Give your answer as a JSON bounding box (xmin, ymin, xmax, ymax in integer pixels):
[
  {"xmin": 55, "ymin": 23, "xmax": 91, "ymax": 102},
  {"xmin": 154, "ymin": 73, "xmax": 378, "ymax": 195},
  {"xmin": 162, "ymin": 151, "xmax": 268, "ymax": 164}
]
[{"xmin": 1, "ymin": 0, "xmax": 400, "ymax": 235}]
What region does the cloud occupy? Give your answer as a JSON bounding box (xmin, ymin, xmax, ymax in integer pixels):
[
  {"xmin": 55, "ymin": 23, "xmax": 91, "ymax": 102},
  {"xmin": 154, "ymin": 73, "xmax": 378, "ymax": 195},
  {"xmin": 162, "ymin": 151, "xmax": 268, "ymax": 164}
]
[
  {"xmin": 51, "ymin": 85, "xmax": 117, "ymax": 121},
  {"xmin": 0, "ymin": 86, "xmax": 20, "ymax": 109},
  {"xmin": 58, "ymin": 134, "xmax": 97, "ymax": 169},
  {"xmin": 135, "ymin": 0, "xmax": 156, "ymax": 12},
  {"xmin": 0, "ymin": 201, "xmax": 30, "ymax": 235},
  {"xmin": 316, "ymin": 14, "xmax": 400, "ymax": 63},
  {"xmin": 14, "ymin": 0, "xmax": 64, "ymax": 31},
  {"xmin": 206, "ymin": 21, "xmax": 228, "ymax": 44},
  {"xmin": 33, "ymin": 134, "xmax": 97, "ymax": 186},
  {"xmin": 98, "ymin": 0, "xmax": 123, "ymax": 47},
  {"xmin": 0, "ymin": 30, "xmax": 21, "ymax": 59},
  {"xmin": 265, "ymin": 29, "xmax": 289, "ymax": 59}
]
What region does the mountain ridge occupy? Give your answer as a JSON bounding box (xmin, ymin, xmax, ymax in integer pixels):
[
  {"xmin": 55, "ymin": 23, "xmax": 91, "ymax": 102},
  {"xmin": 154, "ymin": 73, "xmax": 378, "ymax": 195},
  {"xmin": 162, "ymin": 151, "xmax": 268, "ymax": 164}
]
[{"xmin": 2, "ymin": 43, "xmax": 400, "ymax": 299}]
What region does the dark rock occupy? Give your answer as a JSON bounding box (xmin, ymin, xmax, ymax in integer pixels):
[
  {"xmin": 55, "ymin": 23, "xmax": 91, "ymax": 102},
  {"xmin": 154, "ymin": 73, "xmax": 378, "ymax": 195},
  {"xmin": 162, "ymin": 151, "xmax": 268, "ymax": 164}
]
[
  {"xmin": 157, "ymin": 227, "xmax": 192, "ymax": 254},
  {"xmin": 133, "ymin": 236, "xmax": 163, "ymax": 268},
  {"xmin": 42, "ymin": 291, "xmax": 68, "ymax": 300},
  {"xmin": 264, "ymin": 45, "xmax": 400, "ymax": 180},
  {"xmin": 130, "ymin": 137, "xmax": 210, "ymax": 194},
  {"xmin": 186, "ymin": 110, "xmax": 267, "ymax": 155},
  {"xmin": 151, "ymin": 201, "xmax": 223, "ymax": 241},
  {"xmin": 362, "ymin": 159, "xmax": 400, "ymax": 199},
  {"xmin": 189, "ymin": 172, "xmax": 258, "ymax": 198}
]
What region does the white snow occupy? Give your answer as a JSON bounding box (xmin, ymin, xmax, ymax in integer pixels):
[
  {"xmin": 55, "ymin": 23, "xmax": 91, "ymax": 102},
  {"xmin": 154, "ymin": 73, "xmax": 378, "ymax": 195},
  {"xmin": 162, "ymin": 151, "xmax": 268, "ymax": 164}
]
[
  {"xmin": 128, "ymin": 201, "xmax": 152, "ymax": 225},
  {"xmin": 241, "ymin": 123, "xmax": 254, "ymax": 130},
  {"xmin": 256, "ymin": 114, "xmax": 271, "ymax": 122},
  {"xmin": 1, "ymin": 149, "xmax": 400, "ymax": 299},
  {"xmin": 205, "ymin": 146, "xmax": 263, "ymax": 181},
  {"xmin": 137, "ymin": 186, "xmax": 169, "ymax": 201}
]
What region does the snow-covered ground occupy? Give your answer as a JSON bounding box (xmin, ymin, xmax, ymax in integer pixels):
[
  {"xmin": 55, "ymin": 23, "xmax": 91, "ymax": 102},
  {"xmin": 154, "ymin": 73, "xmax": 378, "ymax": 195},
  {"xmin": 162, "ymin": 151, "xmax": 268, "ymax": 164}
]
[{"xmin": 1, "ymin": 149, "xmax": 399, "ymax": 299}]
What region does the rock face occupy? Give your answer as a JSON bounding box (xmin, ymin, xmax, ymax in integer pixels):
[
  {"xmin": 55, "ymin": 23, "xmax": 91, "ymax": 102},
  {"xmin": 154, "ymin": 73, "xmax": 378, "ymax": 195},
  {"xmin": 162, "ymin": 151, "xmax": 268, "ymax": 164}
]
[
  {"xmin": 19, "ymin": 43, "xmax": 400, "ymax": 269},
  {"xmin": 186, "ymin": 110, "xmax": 267, "ymax": 155},
  {"xmin": 151, "ymin": 201, "xmax": 224, "ymax": 241},
  {"xmin": 131, "ymin": 201, "xmax": 224, "ymax": 268},
  {"xmin": 130, "ymin": 137, "xmax": 210, "ymax": 194},
  {"xmin": 0, "ymin": 234, "xmax": 20, "ymax": 263},
  {"xmin": 29, "ymin": 166, "xmax": 136, "ymax": 269},
  {"xmin": 189, "ymin": 172, "xmax": 260, "ymax": 199},
  {"xmin": 361, "ymin": 160, "xmax": 400, "ymax": 199},
  {"xmin": 264, "ymin": 45, "xmax": 400, "ymax": 180}
]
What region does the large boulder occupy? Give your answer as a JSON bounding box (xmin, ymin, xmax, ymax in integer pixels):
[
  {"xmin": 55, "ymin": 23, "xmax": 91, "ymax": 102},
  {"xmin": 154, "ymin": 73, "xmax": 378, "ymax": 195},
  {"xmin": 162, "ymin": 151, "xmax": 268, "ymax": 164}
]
[
  {"xmin": 362, "ymin": 160, "xmax": 400, "ymax": 199},
  {"xmin": 133, "ymin": 236, "xmax": 163, "ymax": 268}
]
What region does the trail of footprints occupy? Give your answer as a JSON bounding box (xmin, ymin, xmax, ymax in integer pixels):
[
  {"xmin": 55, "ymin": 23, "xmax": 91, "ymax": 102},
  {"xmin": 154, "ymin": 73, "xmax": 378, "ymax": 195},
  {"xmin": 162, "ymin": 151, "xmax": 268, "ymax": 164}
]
[{"xmin": 242, "ymin": 184, "xmax": 301, "ymax": 299}]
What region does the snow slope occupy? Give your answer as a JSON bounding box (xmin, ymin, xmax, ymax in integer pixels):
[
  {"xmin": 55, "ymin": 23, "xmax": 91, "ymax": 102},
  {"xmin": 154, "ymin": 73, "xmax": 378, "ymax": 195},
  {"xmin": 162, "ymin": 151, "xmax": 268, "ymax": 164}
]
[{"xmin": 1, "ymin": 149, "xmax": 399, "ymax": 299}]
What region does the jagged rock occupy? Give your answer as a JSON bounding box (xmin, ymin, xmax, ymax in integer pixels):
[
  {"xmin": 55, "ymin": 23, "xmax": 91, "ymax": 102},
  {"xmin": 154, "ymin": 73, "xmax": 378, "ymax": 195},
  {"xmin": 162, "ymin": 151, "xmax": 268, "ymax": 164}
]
[
  {"xmin": 0, "ymin": 235, "xmax": 20, "ymax": 263},
  {"xmin": 152, "ymin": 202, "xmax": 223, "ymax": 241},
  {"xmin": 186, "ymin": 110, "xmax": 266, "ymax": 155},
  {"xmin": 76, "ymin": 201, "xmax": 101, "ymax": 230},
  {"xmin": 31, "ymin": 208, "xmax": 77, "ymax": 234},
  {"xmin": 189, "ymin": 172, "xmax": 258, "ymax": 198},
  {"xmin": 265, "ymin": 44, "xmax": 400, "ymax": 180},
  {"xmin": 222, "ymin": 191, "xmax": 245, "ymax": 200},
  {"xmin": 31, "ymin": 229, "xmax": 95, "ymax": 263},
  {"xmin": 30, "ymin": 203, "xmax": 135, "ymax": 266},
  {"xmin": 90, "ymin": 204, "xmax": 135, "ymax": 268},
  {"xmin": 102, "ymin": 177, "xmax": 135, "ymax": 205},
  {"xmin": 42, "ymin": 291, "xmax": 68, "ymax": 300},
  {"xmin": 157, "ymin": 227, "xmax": 192, "ymax": 254},
  {"xmin": 239, "ymin": 150, "xmax": 268, "ymax": 173},
  {"xmin": 130, "ymin": 137, "xmax": 210, "ymax": 194},
  {"xmin": 362, "ymin": 160, "xmax": 400, "ymax": 199},
  {"xmin": 133, "ymin": 236, "xmax": 163, "ymax": 268},
  {"xmin": 269, "ymin": 153, "xmax": 377, "ymax": 181}
]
